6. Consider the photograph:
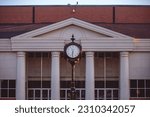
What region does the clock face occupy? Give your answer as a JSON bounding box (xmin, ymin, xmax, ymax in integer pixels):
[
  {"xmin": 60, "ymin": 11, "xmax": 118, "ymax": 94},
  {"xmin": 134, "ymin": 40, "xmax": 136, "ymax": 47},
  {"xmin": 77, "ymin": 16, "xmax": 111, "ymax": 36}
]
[{"xmin": 66, "ymin": 45, "xmax": 80, "ymax": 58}]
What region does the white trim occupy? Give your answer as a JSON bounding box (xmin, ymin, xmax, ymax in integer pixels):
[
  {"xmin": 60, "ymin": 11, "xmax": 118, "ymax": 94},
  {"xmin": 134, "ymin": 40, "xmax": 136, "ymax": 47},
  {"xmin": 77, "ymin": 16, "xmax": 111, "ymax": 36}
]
[{"xmin": 0, "ymin": 39, "xmax": 11, "ymax": 51}]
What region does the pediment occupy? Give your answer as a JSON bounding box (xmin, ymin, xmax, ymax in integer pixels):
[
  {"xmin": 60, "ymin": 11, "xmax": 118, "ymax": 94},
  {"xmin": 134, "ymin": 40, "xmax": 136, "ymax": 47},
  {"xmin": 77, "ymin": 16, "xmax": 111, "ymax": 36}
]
[
  {"xmin": 11, "ymin": 18, "xmax": 132, "ymax": 40},
  {"xmin": 11, "ymin": 18, "xmax": 134, "ymax": 52}
]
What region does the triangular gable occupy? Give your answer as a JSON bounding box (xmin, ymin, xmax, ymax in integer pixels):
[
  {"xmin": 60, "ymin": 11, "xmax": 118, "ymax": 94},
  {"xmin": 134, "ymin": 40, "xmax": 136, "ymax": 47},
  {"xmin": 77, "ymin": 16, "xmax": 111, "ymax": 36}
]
[
  {"xmin": 11, "ymin": 18, "xmax": 132, "ymax": 39},
  {"xmin": 11, "ymin": 18, "xmax": 134, "ymax": 52}
]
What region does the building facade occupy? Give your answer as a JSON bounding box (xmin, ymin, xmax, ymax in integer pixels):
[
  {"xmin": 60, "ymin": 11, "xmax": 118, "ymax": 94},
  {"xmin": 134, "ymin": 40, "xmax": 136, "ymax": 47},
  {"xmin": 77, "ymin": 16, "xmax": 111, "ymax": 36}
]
[{"xmin": 0, "ymin": 6, "xmax": 150, "ymax": 100}]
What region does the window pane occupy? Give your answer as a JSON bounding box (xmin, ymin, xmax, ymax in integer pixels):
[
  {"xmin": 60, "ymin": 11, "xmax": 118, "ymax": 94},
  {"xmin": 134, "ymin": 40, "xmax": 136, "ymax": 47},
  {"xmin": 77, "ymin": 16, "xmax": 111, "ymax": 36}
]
[
  {"xmin": 1, "ymin": 89, "xmax": 8, "ymax": 97},
  {"xmin": 28, "ymin": 53, "xmax": 34, "ymax": 58},
  {"xmin": 130, "ymin": 89, "xmax": 137, "ymax": 97},
  {"xmin": 1, "ymin": 80, "xmax": 8, "ymax": 88},
  {"xmin": 138, "ymin": 89, "xmax": 145, "ymax": 97},
  {"xmin": 130, "ymin": 80, "xmax": 137, "ymax": 88},
  {"xmin": 76, "ymin": 90, "xmax": 80, "ymax": 99},
  {"xmin": 36, "ymin": 53, "xmax": 41, "ymax": 57},
  {"xmin": 113, "ymin": 90, "xmax": 118, "ymax": 98},
  {"xmin": 106, "ymin": 81, "xmax": 118, "ymax": 88},
  {"xmin": 95, "ymin": 81, "xmax": 104, "ymax": 88},
  {"xmin": 42, "ymin": 90, "xmax": 48, "ymax": 99},
  {"xmin": 99, "ymin": 90, "xmax": 104, "ymax": 99},
  {"xmin": 138, "ymin": 80, "xmax": 144, "ymax": 88},
  {"xmin": 146, "ymin": 89, "xmax": 150, "ymax": 97},
  {"xmin": 28, "ymin": 81, "xmax": 41, "ymax": 88},
  {"xmin": 28, "ymin": 90, "xmax": 33, "ymax": 98},
  {"xmin": 9, "ymin": 89, "xmax": 15, "ymax": 97},
  {"xmin": 43, "ymin": 53, "xmax": 48, "ymax": 58},
  {"xmin": 60, "ymin": 90, "xmax": 65, "ymax": 98},
  {"xmin": 60, "ymin": 81, "xmax": 70, "ymax": 88},
  {"xmin": 67, "ymin": 90, "xmax": 70, "ymax": 100},
  {"xmin": 95, "ymin": 90, "xmax": 97, "ymax": 98},
  {"xmin": 106, "ymin": 90, "xmax": 111, "ymax": 99},
  {"xmin": 146, "ymin": 80, "xmax": 150, "ymax": 88},
  {"xmin": 81, "ymin": 90, "xmax": 85, "ymax": 99},
  {"xmin": 75, "ymin": 81, "xmax": 85, "ymax": 88},
  {"xmin": 9, "ymin": 80, "xmax": 16, "ymax": 88},
  {"xmin": 35, "ymin": 90, "xmax": 40, "ymax": 98},
  {"xmin": 42, "ymin": 81, "xmax": 50, "ymax": 88}
]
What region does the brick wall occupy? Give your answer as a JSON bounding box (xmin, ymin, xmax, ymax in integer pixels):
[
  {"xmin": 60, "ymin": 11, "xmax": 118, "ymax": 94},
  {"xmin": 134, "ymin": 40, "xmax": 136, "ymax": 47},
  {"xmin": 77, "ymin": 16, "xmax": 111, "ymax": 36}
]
[
  {"xmin": 0, "ymin": 6, "xmax": 150, "ymax": 24},
  {"xmin": 35, "ymin": 6, "xmax": 113, "ymax": 23},
  {"xmin": 115, "ymin": 6, "xmax": 150, "ymax": 23},
  {"xmin": 0, "ymin": 6, "xmax": 33, "ymax": 23}
]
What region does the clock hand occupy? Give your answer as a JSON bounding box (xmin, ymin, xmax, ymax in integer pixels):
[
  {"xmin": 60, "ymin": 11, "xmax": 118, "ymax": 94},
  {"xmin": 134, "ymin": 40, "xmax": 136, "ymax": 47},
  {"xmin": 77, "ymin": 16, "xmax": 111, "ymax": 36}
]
[{"xmin": 72, "ymin": 49, "xmax": 74, "ymax": 57}]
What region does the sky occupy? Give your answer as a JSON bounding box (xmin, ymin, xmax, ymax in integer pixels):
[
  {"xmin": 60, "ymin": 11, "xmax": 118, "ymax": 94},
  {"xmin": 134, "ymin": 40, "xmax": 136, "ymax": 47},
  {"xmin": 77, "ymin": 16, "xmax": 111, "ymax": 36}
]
[{"xmin": 0, "ymin": 0, "xmax": 150, "ymax": 5}]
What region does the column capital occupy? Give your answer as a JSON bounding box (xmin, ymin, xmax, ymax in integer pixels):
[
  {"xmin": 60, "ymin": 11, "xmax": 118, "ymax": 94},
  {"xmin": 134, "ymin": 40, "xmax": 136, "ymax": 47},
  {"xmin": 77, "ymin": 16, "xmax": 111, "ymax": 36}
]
[
  {"xmin": 51, "ymin": 52, "xmax": 60, "ymax": 57},
  {"xmin": 86, "ymin": 52, "xmax": 94, "ymax": 57},
  {"xmin": 17, "ymin": 52, "xmax": 25, "ymax": 57},
  {"xmin": 120, "ymin": 52, "xmax": 129, "ymax": 57}
]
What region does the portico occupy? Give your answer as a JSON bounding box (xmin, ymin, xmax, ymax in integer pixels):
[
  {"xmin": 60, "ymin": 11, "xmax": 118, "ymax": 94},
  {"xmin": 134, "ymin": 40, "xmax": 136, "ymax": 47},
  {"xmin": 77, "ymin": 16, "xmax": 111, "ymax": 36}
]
[{"xmin": 11, "ymin": 18, "xmax": 134, "ymax": 100}]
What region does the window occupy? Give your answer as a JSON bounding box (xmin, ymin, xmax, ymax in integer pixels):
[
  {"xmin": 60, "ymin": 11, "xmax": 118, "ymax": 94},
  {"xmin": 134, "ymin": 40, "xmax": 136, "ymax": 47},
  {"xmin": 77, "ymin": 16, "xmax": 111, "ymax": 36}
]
[
  {"xmin": 60, "ymin": 81, "xmax": 85, "ymax": 100},
  {"xmin": 0, "ymin": 80, "xmax": 16, "ymax": 98},
  {"xmin": 130, "ymin": 80, "xmax": 150, "ymax": 99},
  {"xmin": 27, "ymin": 80, "xmax": 51, "ymax": 100}
]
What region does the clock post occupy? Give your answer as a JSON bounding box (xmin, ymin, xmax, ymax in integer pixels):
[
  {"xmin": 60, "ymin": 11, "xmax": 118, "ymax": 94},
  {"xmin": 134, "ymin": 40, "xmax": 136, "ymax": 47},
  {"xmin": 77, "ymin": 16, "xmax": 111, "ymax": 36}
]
[{"xmin": 64, "ymin": 35, "xmax": 82, "ymax": 100}]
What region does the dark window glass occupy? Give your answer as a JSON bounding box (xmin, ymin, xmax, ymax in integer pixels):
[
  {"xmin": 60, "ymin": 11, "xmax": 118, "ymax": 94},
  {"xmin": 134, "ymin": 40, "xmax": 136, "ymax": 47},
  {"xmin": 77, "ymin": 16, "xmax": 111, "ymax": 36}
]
[
  {"xmin": 106, "ymin": 81, "xmax": 118, "ymax": 88},
  {"xmin": 106, "ymin": 90, "xmax": 111, "ymax": 99},
  {"xmin": 95, "ymin": 81, "xmax": 104, "ymax": 88},
  {"xmin": 49, "ymin": 90, "xmax": 51, "ymax": 97},
  {"xmin": 28, "ymin": 90, "xmax": 33, "ymax": 98},
  {"xmin": 9, "ymin": 80, "xmax": 16, "ymax": 88},
  {"xmin": 138, "ymin": 89, "xmax": 145, "ymax": 97},
  {"xmin": 75, "ymin": 81, "xmax": 85, "ymax": 88},
  {"xmin": 9, "ymin": 89, "xmax": 15, "ymax": 97},
  {"xmin": 81, "ymin": 90, "xmax": 85, "ymax": 99},
  {"xmin": 42, "ymin": 81, "xmax": 50, "ymax": 88},
  {"xmin": 60, "ymin": 81, "xmax": 70, "ymax": 88},
  {"xmin": 1, "ymin": 89, "xmax": 8, "ymax": 97},
  {"xmin": 99, "ymin": 90, "xmax": 104, "ymax": 99},
  {"xmin": 60, "ymin": 90, "xmax": 65, "ymax": 98},
  {"xmin": 113, "ymin": 90, "xmax": 118, "ymax": 98},
  {"xmin": 67, "ymin": 90, "xmax": 71, "ymax": 99},
  {"xmin": 76, "ymin": 90, "xmax": 80, "ymax": 100},
  {"xmin": 130, "ymin": 80, "xmax": 137, "ymax": 88},
  {"xmin": 28, "ymin": 81, "xmax": 41, "ymax": 88},
  {"xmin": 146, "ymin": 89, "xmax": 150, "ymax": 97},
  {"xmin": 105, "ymin": 52, "xmax": 112, "ymax": 58},
  {"xmin": 28, "ymin": 53, "xmax": 34, "ymax": 58},
  {"xmin": 43, "ymin": 53, "xmax": 48, "ymax": 58},
  {"xmin": 36, "ymin": 53, "xmax": 42, "ymax": 57},
  {"xmin": 95, "ymin": 90, "xmax": 97, "ymax": 98},
  {"xmin": 1, "ymin": 80, "xmax": 8, "ymax": 88},
  {"xmin": 42, "ymin": 90, "xmax": 48, "ymax": 99},
  {"xmin": 138, "ymin": 80, "xmax": 145, "ymax": 88},
  {"xmin": 146, "ymin": 80, "xmax": 150, "ymax": 88},
  {"xmin": 35, "ymin": 90, "xmax": 40, "ymax": 98},
  {"xmin": 130, "ymin": 89, "xmax": 137, "ymax": 97}
]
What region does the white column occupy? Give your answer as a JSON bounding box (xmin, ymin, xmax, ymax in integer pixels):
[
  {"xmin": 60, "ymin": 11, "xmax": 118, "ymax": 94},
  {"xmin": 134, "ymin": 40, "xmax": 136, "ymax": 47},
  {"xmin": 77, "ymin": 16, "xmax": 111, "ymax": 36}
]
[
  {"xmin": 120, "ymin": 52, "xmax": 129, "ymax": 100},
  {"xmin": 85, "ymin": 52, "xmax": 95, "ymax": 100},
  {"xmin": 16, "ymin": 52, "xmax": 26, "ymax": 100},
  {"xmin": 51, "ymin": 52, "xmax": 60, "ymax": 100}
]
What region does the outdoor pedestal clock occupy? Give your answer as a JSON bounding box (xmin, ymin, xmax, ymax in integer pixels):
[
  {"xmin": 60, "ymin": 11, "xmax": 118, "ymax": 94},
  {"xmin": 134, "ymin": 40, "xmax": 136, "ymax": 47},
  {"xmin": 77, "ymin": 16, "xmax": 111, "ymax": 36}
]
[{"xmin": 64, "ymin": 35, "xmax": 82, "ymax": 100}]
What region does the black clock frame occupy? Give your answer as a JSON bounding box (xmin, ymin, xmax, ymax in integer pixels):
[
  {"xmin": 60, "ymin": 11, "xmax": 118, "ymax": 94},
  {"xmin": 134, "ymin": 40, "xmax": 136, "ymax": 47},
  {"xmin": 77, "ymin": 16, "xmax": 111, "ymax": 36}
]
[{"xmin": 64, "ymin": 35, "xmax": 82, "ymax": 65}]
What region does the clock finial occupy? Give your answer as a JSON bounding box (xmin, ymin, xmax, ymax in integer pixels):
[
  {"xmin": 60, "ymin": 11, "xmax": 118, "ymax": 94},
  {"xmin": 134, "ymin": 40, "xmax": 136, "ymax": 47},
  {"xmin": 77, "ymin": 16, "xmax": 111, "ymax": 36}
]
[{"xmin": 71, "ymin": 34, "xmax": 75, "ymax": 42}]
